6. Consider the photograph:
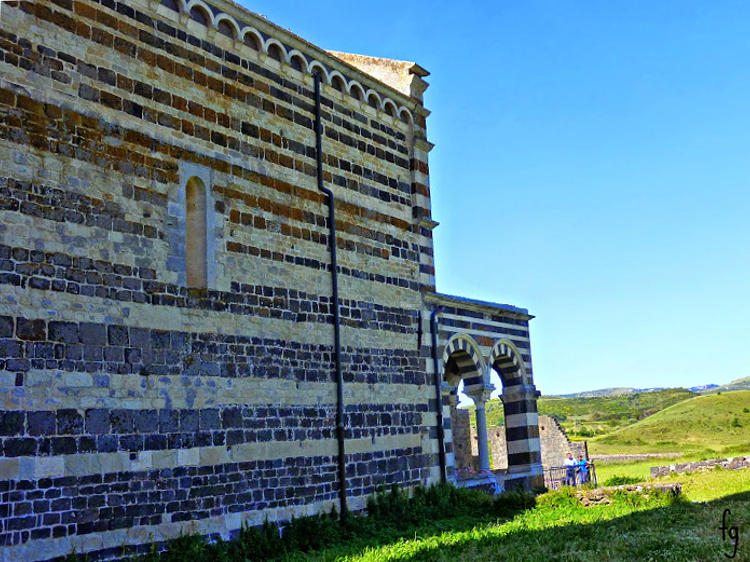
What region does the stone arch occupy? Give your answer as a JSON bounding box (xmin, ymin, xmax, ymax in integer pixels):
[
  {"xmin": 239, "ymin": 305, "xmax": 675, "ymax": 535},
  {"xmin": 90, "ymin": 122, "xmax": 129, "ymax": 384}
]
[
  {"xmin": 215, "ymin": 15, "xmax": 239, "ymax": 39},
  {"xmin": 398, "ymin": 107, "xmax": 413, "ymax": 125},
  {"xmin": 441, "ymin": 334, "xmax": 486, "ymax": 389},
  {"xmin": 383, "ymin": 99, "xmax": 398, "ymax": 118},
  {"xmin": 308, "ymin": 61, "xmax": 329, "ymax": 83},
  {"xmin": 185, "ymin": 176, "xmax": 208, "ymax": 288},
  {"xmin": 329, "ymin": 71, "xmax": 347, "ymax": 93},
  {"xmin": 185, "ymin": 0, "xmax": 212, "ymax": 25},
  {"xmin": 241, "ymin": 28, "xmax": 263, "ymax": 51},
  {"xmin": 488, "ymin": 339, "xmax": 530, "ymax": 387},
  {"xmin": 488, "ymin": 338, "xmax": 542, "ymax": 479},
  {"xmin": 160, "ymin": 0, "xmax": 183, "ymax": 13},
  {"xmin": 287, "ymin": 50, "xmax": 308, "ymax": 73},
  {"xmin": 349, "ymin": 81, "xmax": 365, "ymax": 101},
  {"xmin": 265, "ymin": 39, "xmax": 286, "ymax": 63},
  {"xmin": 366, "ymin": 89, "xmax": 381, "ymax": 109},
  {"xmin": 442, "ymin": 334, "xmax": 494, "ymax": 473}
]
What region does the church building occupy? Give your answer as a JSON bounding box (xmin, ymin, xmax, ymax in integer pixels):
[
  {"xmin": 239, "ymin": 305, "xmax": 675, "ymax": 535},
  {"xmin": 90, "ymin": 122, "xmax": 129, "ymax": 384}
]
[{"xmin": 0, "ymin": 0, "xmax": 542, "ymax": 558}]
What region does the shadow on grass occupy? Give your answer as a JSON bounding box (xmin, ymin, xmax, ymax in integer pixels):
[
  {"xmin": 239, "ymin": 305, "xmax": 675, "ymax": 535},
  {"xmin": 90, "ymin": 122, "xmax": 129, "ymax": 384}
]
[{"xmin": 313, "ymin": 491, "xmax": 750, "ymax": 562}]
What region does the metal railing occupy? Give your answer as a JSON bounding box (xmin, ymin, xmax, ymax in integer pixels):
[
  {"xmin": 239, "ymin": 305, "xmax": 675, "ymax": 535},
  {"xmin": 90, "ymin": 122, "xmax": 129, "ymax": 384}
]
[{"xmin": 543, "ymin": 463, "xmax": 597, "ymax": 490}]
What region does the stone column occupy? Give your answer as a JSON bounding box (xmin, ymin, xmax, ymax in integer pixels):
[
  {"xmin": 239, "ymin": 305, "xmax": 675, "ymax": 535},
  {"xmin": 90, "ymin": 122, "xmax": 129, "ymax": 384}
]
[
  {"xmin": 466, "ymin": 386, "xmax": 494, "ymax": 472},
  {"xmin": 502, "ymin": 383, "xmax": 544, "ymax": 486}
]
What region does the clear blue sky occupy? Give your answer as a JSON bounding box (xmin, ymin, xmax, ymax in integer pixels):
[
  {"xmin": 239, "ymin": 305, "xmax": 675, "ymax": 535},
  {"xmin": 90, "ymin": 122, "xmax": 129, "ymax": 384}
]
[{"xmin": 241, "ymin": 1, "xmax": 750, "ymax": 395}]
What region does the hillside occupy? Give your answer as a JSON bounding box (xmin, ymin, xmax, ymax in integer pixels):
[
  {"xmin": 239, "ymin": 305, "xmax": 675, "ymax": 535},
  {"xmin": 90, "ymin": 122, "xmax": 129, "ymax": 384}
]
[
  {"xmin": 702, "ymin": 376, "xmax": 750, "ymax": 394},
  {"xmin": 590, "ymin": 390, "xmax": 750, "ymax": 455},
  {"xmin": 472, "ymin": 388, "xmax": 696, "ymax": 438}
]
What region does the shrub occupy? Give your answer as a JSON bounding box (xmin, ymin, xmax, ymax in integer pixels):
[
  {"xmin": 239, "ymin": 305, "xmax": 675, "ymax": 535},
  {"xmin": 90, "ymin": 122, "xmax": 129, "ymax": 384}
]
[
  {"xmin": 536, "ymin": 486, "xmax": 579, "ymax": 508},
  {"xmin": 229, "ymin": 519, "xmax": 285, "ymax": 561},
  {"xmin": 64, "ymin": 482, "xmax": 538, "ymax": 561},
  {"xmin": 493, "ymin": 491, "xmax": 536, "ymax": 517},
  {"xmin": 283, "ymin": 512, "xmax": 342, "ymax": 552},
  {"xmin": 603, "ymin": 475, "xmax": 643, "ymax": 487},
  {"xmin": 156, "ymin": 533, "xmax": 207, "ymax": 562}
]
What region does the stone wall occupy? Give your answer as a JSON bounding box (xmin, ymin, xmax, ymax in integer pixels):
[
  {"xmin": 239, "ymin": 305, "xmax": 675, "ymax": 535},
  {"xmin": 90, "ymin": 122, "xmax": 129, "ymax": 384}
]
[
  {"xmin": 0, "ymin": 0, "xmax": 543, "ymax": 557},
  {"xmin": 650, "ymin": 457, "xmax": 750, "ymax": 478},
  {"xmin": 0, "ymin": 0, "xmax": 440, "ymax": 558},
  {"xmin": 450, "ymin": 406, "xmax": 475, "ymax": 470},
  {"xmin": 537, "ymin": 415, "xmax": 587, "ymax": 467},
  {"xmin": 452, "ymin": 411, "xmax": 586, "ymax": 470}
]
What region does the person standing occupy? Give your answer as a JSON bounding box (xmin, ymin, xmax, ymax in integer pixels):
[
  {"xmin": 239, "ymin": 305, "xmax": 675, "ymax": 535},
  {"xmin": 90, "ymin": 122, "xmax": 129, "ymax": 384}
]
[
  {"xmin": 577, "ymin": 454, "xmax": 590, "ymax": 485},
  {"xmin": 564, "ymin": 452, "xmax": 577, "ymax": 486}
]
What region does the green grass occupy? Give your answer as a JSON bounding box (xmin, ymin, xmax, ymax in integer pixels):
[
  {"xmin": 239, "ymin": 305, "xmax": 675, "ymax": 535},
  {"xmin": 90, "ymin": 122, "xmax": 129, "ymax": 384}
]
[
  {"xmin": 594, "ymin": 458, "xmax": 676, "ymax": 484},
  {"xmin": 590, "ymin": 390, "xmax": 750, "ymax": 455},
  {"xmin": 298, "ymin": 469, "xmax": 750, "ymax": 561},
  {"xmin": 468, "ymin": 388, "xmax": 697, "ymax": 439}
]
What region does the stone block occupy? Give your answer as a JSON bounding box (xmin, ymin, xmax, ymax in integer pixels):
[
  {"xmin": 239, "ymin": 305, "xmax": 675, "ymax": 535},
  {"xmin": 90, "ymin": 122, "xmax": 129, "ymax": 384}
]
[
  {"xmin": 28, "ymin": 411, "xmax": 55, "ymax": 436},
  {"xmin": 85, "ymin": 409, "xmax": 110, "ymax": 435},
  {"xmin": 0, "ymin": 411, "xmax": 24, "ymax": 436},
  {"xmin": 48, "ymin": 322, "xmax": 80, "ymax": 344},
  {"xmin": 79, "ymin": 322, "xmax": 106, "ymax": 345},
  {"xmin": 56, "ymin": 410, "xmax": 83, "ymax": 435},
  {"xmin": 16, "ymin": 318, "xmax": 46, "ymax": 341},
  {"xmin": 0, "ymin": 316, "xmax": 13, "ymax": 337}
]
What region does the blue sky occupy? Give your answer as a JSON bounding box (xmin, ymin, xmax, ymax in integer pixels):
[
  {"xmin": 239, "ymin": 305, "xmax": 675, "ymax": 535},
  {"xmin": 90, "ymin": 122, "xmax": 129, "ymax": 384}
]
[{"xmin": 241, "ymin": 1, "xmax": 750, "ymax": 395}]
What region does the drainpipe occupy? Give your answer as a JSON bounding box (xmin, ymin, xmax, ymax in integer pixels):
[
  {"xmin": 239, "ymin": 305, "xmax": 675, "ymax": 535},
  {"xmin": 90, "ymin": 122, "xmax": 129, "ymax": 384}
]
[
  {"xmin": 430, "ymin": 307, "xmax": 447, "ymax": 482},
  {"xmin": 314, "ymin": 74, "xmax": 348, "ymax": 517}
]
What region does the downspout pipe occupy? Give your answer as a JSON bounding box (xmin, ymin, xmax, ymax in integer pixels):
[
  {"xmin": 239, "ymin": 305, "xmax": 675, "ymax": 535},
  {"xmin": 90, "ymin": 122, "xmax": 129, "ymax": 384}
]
[
  {"xmin": 430, "ymin": 307, "xmax": 447, "ymax": 483},
  {"xmin": 314, "ymin": 74, "xmax": 348, "ymax": 517}
]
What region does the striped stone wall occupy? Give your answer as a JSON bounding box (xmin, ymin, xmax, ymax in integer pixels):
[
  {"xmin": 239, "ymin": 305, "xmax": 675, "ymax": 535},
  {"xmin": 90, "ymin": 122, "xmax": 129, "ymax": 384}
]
[
  {"xmin": 424, "ymin": 293, "xmax": 543, "ymax": 490},
  {"xmin": 0, "ymin": 0, "xmax": 443, "ymax": 558}
]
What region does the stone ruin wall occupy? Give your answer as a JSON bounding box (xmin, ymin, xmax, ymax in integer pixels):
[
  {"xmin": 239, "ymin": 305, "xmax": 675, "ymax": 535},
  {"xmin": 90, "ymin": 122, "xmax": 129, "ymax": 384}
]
[
  {"xmin": 452, "ymin": 410, "xmax": 587, "ymax": 470},
  {"xmin": 650, "ymin": 456, "xmax": 750, "ymax": 478},
  {"xmin": 0, "ymin": 0, "xmax": 441, "ymax": 558}
]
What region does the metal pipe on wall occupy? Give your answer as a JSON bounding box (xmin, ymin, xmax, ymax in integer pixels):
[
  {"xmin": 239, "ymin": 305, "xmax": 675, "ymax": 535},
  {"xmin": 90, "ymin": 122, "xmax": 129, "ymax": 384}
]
[
  {"xmin": 314, "ymin": 74, "xmax": 348, "ymax": 516},
  {"xmin": 430, "ymin": 307, "xmax": 447, "ymax": 482}
]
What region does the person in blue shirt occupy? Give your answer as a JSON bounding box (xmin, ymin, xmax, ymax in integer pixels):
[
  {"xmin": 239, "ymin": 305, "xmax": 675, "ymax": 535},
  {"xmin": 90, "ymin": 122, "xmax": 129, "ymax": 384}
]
[
  {"xmin": 563, "ymin": 452, "xmax": 577, "ymax": 486},
  {"xmin": 577, "ymin": 455, "xmax": 590, "ymax": 485}
]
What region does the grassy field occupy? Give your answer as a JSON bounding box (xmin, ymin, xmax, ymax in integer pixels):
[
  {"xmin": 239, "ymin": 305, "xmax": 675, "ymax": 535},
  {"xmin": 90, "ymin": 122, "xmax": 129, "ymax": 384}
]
[
  {"xmin": 469, "ymin": 388, "xmax": 696, "ymax": 439},
  {"xmin": 288, "ymin": 468, "xmax": 750, "ymax": 561},
  {"xmin": 590, "ymin": 390, "xmax": 750, "ymax": 455},
  {"xmin": 592, "ymin": 452, "xmax": 750, "ymax": 484}
]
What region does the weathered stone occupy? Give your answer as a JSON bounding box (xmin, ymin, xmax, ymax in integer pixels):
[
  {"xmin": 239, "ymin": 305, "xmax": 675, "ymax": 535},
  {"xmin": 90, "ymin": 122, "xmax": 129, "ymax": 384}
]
[
  {"xmin": 0, "ymin": 316, "xmax": 15, "ymax": 337},
  {"xmin": 0, "ymin": 412, "xmax": 25, "ymax": 436},
  {"xmin": 56, "ymin": 409, "xmax": 83, "ymax": 435},
  {"xmin": 48, "ymin": 322, "xmax": 79, "ymax": 344},
  {"xmin": 16, "ymin": 318, "xmax": 46, "ymax": 341},
  {"xmin": 27, "ymin": 411, "xmax": 55, "ymax": 436}
]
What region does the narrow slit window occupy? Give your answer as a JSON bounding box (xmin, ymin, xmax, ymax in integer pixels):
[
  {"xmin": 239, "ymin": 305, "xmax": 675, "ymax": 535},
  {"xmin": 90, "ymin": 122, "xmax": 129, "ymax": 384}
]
[{"xmin": 185, "ymin": 177, "xmax": 208, "ymax": 288}]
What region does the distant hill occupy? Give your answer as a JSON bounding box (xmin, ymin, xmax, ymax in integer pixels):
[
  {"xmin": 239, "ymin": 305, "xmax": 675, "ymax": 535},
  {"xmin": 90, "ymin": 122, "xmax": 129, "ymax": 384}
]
[
  {"xmin": 701, "ymin": 377, "xmax": 750, "ymax": 394},
  {"xmin": 558, "ymin": 384, "xmax": 718, "ymax": 398},
  {"xmin": 590, "ymin": 390, "xmax": 750, "ymax": 455},
  {"xmin": 690, "ymin": 384, "xmax": 719, "ymax": 393},
  {"xmin": 474, "ymin": 388, "xmax": 697, "ymax": 438},
  {"xmin": 557, "ymin": 387, "xmax": 638, "ymax": 398}
]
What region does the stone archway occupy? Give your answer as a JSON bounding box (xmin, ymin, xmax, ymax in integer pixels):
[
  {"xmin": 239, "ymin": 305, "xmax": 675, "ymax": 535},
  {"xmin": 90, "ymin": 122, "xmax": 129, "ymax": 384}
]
[
  {"xmin": 442, "ymin": 335, "xmax": 495, "ymax": 472},
  {"xmin": 488, "ymin": 339, "xmax": 543, "ymax": 477}
]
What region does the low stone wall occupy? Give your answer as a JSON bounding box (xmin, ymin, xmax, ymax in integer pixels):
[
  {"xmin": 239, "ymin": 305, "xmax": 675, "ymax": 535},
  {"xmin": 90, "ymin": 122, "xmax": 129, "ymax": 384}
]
[
  {"xmin": 650, "ymin": 457, "xmax": 750, "ymax": 478},
  {"xmin": 592, "ymin": 453, "xmax": 682, "ymax": 463},
  {"xmin": 576, "ymin": 483, "xmax": 682, "ymax": 507}
]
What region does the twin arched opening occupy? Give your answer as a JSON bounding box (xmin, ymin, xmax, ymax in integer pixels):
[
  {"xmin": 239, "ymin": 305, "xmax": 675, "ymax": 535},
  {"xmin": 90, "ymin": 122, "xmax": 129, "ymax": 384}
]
[{"xmin": 441, "ymin": 334, "xmax": 540, "ymax": 477}]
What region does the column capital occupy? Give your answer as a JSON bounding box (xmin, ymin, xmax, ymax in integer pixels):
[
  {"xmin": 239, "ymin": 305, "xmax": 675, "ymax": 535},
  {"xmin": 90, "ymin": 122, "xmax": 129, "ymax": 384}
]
[
  {"xmin": 501, "ymin": 384, "xmax": 540, "ymax": 403},
  {"xmin": 466, "ymin": 385, "xmax": 495, "ymax": 407}
]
